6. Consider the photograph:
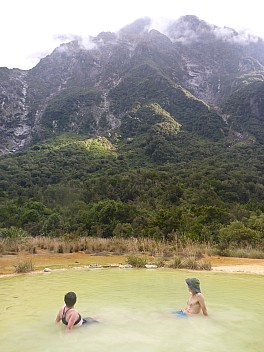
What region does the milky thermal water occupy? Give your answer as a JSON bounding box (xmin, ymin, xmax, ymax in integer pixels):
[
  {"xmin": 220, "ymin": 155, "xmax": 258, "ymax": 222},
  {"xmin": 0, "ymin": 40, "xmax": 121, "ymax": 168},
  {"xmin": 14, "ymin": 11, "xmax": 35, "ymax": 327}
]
[{"xmin": 1, "ymin": 268, "xmax": 263, "ymax": 352}]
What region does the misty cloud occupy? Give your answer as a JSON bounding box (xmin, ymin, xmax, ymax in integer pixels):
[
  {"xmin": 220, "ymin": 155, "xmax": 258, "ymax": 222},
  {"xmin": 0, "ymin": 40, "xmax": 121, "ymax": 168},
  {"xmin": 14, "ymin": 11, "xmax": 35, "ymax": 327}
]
[
  {"xmin": 165, "ymin": 16, "xmax": 261, "ymax": 45},
  {"xmin": 53, "ymin": 33, "xmax": 98, "ymax": 52},
  {"xmin": 214, "ymin": 27, "xmax": 259, "ymax": 44},
  {"xmin": 55, "ymin": 34, "xmax": 96, "ymax": 49}
]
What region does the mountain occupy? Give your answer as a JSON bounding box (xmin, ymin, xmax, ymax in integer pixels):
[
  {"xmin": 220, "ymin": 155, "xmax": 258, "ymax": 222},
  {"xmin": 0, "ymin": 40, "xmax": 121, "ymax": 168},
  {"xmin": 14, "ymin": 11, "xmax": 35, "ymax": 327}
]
[
  {"xmin": 1, "ymin": 15, "xmax": 264, "ymax": 153},
  {"xmin": 0, "ymin": 16, "xmax": 263, "ymax": 243}
]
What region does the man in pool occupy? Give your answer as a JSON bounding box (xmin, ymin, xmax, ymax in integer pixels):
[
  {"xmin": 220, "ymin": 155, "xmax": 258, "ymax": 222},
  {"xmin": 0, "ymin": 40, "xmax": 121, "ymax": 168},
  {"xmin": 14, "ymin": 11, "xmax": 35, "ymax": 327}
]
[
  {"xmin": 55, "ymin": 291, "xmax": 88, "ymax": 332},
  {"xmin": 175, "ymin": 278, "xmax": 208, "ymax": 317}
]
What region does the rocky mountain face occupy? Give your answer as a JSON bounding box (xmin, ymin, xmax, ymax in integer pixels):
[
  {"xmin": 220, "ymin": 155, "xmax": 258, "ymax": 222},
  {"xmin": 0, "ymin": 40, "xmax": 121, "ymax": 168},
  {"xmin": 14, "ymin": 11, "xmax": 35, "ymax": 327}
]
[{"xmin": 1, "ymin": 15, "xmax": 264, "ymax": 154}]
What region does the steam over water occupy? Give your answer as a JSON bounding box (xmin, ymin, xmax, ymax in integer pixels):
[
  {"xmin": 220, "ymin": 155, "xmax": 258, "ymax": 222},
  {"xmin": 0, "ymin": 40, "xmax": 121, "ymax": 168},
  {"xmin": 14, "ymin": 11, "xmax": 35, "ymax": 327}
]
[{"xmin": 1, "ymin": 269, "xmax": 263, "ymax": 352}]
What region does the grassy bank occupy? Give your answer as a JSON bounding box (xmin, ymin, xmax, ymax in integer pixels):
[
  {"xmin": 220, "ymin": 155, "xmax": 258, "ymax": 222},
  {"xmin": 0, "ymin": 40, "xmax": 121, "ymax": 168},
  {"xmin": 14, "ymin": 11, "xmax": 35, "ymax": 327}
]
[{"xmin": 1, "ymin": 235, "xmax": 264, "ymax": 274}]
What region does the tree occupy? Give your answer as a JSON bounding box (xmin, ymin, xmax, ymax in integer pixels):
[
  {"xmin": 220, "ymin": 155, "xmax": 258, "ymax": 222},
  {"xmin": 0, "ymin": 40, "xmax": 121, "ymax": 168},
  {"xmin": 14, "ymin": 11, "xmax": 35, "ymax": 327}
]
[{"xmin": 219, "ymin": 221, "xmax": 259, "ymax": 246}]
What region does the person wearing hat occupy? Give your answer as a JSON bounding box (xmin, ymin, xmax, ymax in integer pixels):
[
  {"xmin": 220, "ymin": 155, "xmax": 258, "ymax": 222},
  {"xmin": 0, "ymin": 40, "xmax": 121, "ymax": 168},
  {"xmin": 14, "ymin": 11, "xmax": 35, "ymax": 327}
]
[
  {"xmin": 184, "ymin": 278, "xmax": 208, "ymax": 316},
  {"xmin": 173, "ymin": 278, "xmax": 208, "ymax": 317}
]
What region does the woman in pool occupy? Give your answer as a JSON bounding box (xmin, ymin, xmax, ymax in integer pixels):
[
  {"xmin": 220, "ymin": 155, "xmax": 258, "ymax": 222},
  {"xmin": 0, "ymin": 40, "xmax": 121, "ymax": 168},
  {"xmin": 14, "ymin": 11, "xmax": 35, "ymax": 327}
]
[
  {"xmin": 175, "ymin": 278, "xmax": 208, "ymax": 317},
  {"xmin": 55, "ymin": 291, "xmax": 88, "ymax": 332}
]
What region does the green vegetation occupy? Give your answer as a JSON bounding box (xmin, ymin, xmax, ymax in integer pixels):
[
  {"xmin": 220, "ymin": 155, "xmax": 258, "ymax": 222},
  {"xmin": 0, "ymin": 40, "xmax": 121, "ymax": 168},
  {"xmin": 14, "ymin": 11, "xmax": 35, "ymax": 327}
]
[
  {"xmin": 110, "ymin": 62, "xmax": 226, "ymax": 141},
  {"xmin": 221, "ymin": 80, "xmax": 264, "ymax": 143},
  {"xmin": 126, "ymin": 254, "xmax": 147, "ymax": 267},
  {"xmin": 0, "ymin": 126, "xmax": 263, "ymax": 257},
  {"xmin": 41, "ymin": 88, "xmax": 103, "ymax": 136},
  {"xmin": 167, "ymin": 256, "xmax": 212, "ymax": 270}
]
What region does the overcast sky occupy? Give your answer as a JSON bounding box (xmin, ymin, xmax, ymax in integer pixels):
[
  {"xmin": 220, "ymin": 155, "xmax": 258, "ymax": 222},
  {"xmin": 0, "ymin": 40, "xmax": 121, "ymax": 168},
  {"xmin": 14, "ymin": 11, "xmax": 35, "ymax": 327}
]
[{"xmin": 2, "ymin": 0, "xmax": 264, "ymax": 70}]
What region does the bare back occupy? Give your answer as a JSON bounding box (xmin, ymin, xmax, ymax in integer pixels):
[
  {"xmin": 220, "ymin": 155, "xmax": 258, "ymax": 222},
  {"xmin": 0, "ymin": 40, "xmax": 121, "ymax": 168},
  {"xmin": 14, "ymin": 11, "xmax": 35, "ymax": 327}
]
[{"xmin": 56, "ymin": 305, "xmax": 82, "ymax": 331}]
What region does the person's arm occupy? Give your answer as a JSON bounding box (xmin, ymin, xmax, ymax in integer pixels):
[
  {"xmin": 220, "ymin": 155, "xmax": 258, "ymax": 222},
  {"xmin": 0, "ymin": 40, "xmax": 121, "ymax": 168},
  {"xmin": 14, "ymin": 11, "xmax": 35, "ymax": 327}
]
[
  {"xmin": 66, "ymin": 310, "xmax": 79, "ymax": 332},
  {"xmin": 55, "ymin": 307, "xmax": 63, "ymax": 323},
  {"xmin": 198, "ymin": 294, "xmax": 208, "ymax": 316}
]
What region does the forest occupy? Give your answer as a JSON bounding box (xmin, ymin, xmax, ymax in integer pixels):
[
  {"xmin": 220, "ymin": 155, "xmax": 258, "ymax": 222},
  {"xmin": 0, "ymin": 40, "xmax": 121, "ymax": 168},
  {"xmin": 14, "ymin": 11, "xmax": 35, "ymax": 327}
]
[{"xmin": 0, "ymin": 130, "xmax": 263, "ymax": 251}]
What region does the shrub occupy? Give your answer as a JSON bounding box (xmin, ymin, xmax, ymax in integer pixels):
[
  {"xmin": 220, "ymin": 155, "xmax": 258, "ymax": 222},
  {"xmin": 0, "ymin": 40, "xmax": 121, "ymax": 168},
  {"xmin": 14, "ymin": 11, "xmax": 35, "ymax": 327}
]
[
  {"xmin": 167, "ymin": 255, "xmax": 182, "ymax": 268},
  {"xmin": 179, "ymin": 257, "xmax": 199, "ymax": 270},
  {"xmin": 57, "ymin": 244, "xmax": 64, "ymax": 253},
  {"xmin": 154, "ymin": 257, "xmax": 166, "ymax": 267},
  {"xmin": 126, "ymin": 254, "xmax": 147, "ymax": 267},
  {"xmin": 219, "ymin": 221, "xmax": 259, "ymax": 246},
  {"xmin": 14, "ymin": 259, "xmax": 34, "ymax": 273},
  {"xmin": 0, "ymin": 227, "xmax": 29, "ymax": 239},
  {"xmin": 198, "ymin": 260, "xmax": 212, "ymax": 270}
]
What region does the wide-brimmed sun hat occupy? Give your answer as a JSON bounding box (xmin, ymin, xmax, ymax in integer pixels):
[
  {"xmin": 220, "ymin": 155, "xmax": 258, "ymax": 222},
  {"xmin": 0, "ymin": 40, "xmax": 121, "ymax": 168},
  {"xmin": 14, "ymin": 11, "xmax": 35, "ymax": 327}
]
[{"xmin": 185, "ymin": 278, "xmax": 201, "ymax": 293}]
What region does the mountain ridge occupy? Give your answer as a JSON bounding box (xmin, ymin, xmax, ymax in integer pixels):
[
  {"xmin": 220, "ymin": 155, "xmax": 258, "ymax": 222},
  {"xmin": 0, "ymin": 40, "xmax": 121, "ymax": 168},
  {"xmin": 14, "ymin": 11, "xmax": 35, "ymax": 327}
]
[{"xmin": 0, "ymin": 15, "xmax": 264, "ymax": 153}]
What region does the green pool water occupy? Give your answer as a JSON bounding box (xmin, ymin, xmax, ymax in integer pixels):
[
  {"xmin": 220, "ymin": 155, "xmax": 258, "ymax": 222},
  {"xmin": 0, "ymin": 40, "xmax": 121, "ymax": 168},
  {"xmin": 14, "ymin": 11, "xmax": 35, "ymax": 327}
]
[{"xmin": 1, "ymin": 268, "xmax": 263, "ymax": 352}]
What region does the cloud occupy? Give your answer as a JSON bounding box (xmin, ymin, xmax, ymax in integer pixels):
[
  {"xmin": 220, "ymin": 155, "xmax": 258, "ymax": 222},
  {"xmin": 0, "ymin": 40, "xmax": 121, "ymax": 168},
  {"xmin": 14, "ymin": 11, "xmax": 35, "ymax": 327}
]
[
  {"xmin": 165, "ymin": 16, "xmax": 261, "ymax": 45},
  {"xmin": 2, "ymin": 0, "xmax": 264, "ymax": 69},
  {"xmin": 79, "ymin": 36, "xmax": 98, "ymax": 50},
  {"xmin": 213, "ymin": 27, "xmax": 259, "ymax": 44},
  {"xmin": 53, "ymin": 33, "xmax": 97, "ymax": 50}
]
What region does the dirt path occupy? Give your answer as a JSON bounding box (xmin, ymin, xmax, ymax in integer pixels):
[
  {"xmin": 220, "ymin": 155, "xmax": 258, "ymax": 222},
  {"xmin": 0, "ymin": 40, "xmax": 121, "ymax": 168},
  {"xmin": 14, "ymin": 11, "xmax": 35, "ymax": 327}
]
[
  {"xmin": 208, "ymin": 255, "xmax": 264, "ymax": 274},
  {"xmin": 1, "ymin": 251, "xmax": 264, "ymax": 276}
]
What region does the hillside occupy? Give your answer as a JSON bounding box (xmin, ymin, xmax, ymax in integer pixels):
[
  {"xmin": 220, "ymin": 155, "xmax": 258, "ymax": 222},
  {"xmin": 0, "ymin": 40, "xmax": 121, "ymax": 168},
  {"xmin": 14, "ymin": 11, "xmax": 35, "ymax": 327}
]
[
  {"xmin": 0, "ymin": 16, "xmax": 263, "ymax": 246},
  {"xmin": 0, "ymin": 130, "xmax": 263, "ymax": 245}
]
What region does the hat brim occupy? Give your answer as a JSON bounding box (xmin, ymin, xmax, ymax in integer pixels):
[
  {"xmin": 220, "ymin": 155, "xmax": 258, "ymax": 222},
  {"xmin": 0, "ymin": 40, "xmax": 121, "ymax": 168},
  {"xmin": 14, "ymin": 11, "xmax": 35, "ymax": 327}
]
[
  {"xmin": 185, "ymin": 278, "xmax": 201, "ymax": 293},
  {"xmin": 188, "ymin": 285, "xmax": 200, "ymax": 293}
]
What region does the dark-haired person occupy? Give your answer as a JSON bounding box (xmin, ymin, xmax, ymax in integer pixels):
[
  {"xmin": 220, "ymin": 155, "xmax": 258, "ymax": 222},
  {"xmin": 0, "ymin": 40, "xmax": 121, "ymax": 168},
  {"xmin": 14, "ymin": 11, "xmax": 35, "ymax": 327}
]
[
  {"xmin": 174, "ymin": 278, "xmax": 208, "ymax": 317},
  {"xmin": 55, "ymin": 291, "xmax": 87, "ymax": 332}
]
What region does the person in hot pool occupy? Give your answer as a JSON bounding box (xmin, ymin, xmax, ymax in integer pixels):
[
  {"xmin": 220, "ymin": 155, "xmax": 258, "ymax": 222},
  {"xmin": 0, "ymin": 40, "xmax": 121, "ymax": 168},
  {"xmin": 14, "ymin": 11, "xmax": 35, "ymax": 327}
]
[
  {"xmin": 174, "ymin": 278, "xmax": 208, "ymax": 317},
  {"xmin": 55, "ymin": 291, "xmax": 88, "ymax": 332}
]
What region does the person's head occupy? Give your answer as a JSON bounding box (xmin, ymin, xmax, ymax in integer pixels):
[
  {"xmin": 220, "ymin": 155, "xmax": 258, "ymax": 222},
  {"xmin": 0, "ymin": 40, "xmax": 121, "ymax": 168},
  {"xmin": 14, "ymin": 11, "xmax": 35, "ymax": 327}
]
[
  {"xmin": 185, "ymin": 278, "xmax": 201, "ymax": 294},
  {"xmin": 64, "ymin": 292, "xmax": 77, "ymax": 307}
]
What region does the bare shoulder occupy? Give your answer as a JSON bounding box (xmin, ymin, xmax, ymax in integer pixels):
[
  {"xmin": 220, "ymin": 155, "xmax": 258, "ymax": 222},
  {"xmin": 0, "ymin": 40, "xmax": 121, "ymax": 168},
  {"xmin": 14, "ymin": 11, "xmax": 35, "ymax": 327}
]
[
  {"xmin": 197, "ymin": 293, "xmax": 205, "ymax": 300},
  {"xmin": 68, "ymin": 308, "xmax": 79, "ymax": 317}
]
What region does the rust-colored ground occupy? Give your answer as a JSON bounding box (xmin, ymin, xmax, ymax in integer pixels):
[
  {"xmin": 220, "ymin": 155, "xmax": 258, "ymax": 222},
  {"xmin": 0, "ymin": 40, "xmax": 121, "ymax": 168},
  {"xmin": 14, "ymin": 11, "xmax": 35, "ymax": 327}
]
[
  {"xmin": 206, "ymin": 255, "xmax": 264, "ymax": 266},
  {"xmin": 206, "ymin": 255, "xmax": 264, "ymax": 274},
  {"xmin": 1, "ymin": 251, "xmax": 264, "ymax": 276},
  {"xmin": 0, "ymin": 251, "xmax": 126, "ymax": 275}
]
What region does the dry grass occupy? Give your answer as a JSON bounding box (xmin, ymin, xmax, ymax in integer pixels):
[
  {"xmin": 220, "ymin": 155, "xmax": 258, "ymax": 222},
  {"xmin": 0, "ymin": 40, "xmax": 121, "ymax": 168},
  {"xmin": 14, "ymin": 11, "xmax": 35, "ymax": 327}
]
[
  {"xmin": 0, "ymin": 236, "xmax": 212, "ymax": 258},
  {"xmin": 0, "ymin": 236, "xmax": 213, "ymax": 270},
  {"xmin": 1, "ymin": 235, "xmax": 263, "ymax": 273}
]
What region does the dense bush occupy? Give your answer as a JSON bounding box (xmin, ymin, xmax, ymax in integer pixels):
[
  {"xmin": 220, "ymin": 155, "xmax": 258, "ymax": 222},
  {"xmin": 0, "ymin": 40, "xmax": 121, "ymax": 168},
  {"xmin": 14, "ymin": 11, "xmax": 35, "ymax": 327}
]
[{"xmin": 0, "ymin": 132, "xmax": 263, "ymax": 245}]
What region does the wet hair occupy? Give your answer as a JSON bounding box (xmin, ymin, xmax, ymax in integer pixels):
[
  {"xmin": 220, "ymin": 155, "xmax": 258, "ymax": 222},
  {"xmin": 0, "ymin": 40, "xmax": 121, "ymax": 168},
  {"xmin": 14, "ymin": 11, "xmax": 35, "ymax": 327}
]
[{"xmin": 64, "ymin": 292, "xmax": 77, "ymax": 307}]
